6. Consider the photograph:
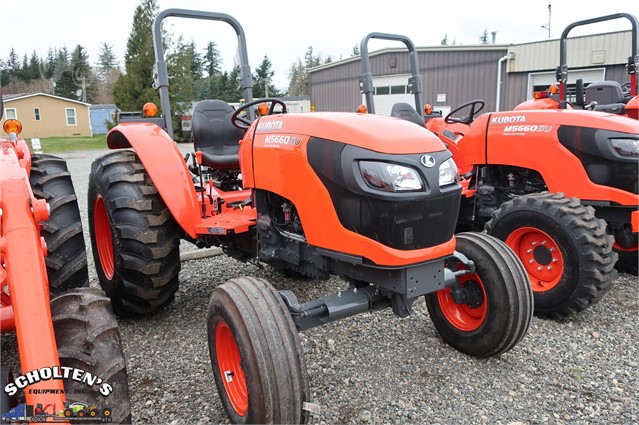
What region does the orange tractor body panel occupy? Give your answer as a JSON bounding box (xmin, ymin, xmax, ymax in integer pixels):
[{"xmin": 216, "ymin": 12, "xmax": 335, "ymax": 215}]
[
  {"xmin": 446, "ymin": 110, "xmax": 639, "ymax": 207},
  {"xmin": 107, "ymin": 123, "xmax": 201, "ymax": 238}
]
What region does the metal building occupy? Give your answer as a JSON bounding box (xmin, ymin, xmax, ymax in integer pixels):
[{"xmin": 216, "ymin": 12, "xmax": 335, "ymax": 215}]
[{"xmin": 309, "ymin": 30, "xmax": 633, "ymax": 115}]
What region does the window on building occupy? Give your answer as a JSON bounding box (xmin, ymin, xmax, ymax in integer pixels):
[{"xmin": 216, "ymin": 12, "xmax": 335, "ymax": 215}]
[
  {"xmin": 34, "ymin": 108, "xmax": 41, "ymax": 121},
  {"xmin": 390, "ymin": 85, "xmax": 407, "ymax": 95},
  {"xmin": 65, "ymin": 108, "xmax": 77, "ymax": 126},
  {"xmin": 375, "ymin": 86, "xmax": 390, "ymax": 95},
  {"xmin": 5, "ymin": 108, "xmax": 17, "ymax": 119}
]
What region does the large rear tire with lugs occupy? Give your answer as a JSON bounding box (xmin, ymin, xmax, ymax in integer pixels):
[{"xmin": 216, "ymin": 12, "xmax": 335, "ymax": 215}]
[
  {"xmin": 87, "ymin": 150, "xmax": 181, "ymax": 316},
  {"xmin": 29, "ymin": 154, "xmax": 89, "ymax": 295},
  {"xmin": 207, "ymin": 277, "xmax": 310, "ymax": 424},
  {"xmin": 486, "ymin": 192, "xmax": 617, "ymax": 319},
  {"xmin": 426, "ymin": 232, "xmax": 533, "ymax": 358},
  {"xmin": 51, "ymin": 287, "xmax": 131, "ymax": 424}
]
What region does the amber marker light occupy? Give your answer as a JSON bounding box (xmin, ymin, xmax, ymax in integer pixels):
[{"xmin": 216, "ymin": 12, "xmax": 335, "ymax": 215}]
[
  {"xmin": 356, "ymin": 104, "xmax": 368, "ymax": 113},
  {"xmin": 533, "ymin": 91, "xmax": 549, "ymax": 100},
  {"xmin": 548, "ymin": 84, "xmax": 559, "ymax": 95},
  {"xmin": 257, "ymin": 102, "xmax": 269, "ymax": 116},
  {"xmin": 143, "ymin": 102, "xmax": 158, "ymax": 117},
  {"xmin": 3, "ymin": 119, "xmax": 22, "ymax": 135},
  {"xmin": 424, "ymin": 104, "xmax": 433, "ymax": 115}
]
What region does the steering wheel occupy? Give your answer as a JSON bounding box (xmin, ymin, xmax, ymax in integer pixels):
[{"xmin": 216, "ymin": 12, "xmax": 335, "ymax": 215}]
[
  {"xmin": 444, "ymin": 100, "xmax": 485, "ymax": 125},
  {"xmin": 231, "ymin": 98, "xmax": 287, "ymax": 130}
]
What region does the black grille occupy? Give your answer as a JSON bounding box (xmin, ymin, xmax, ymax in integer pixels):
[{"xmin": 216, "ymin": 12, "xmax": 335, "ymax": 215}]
[{"xmin": 308, "ymin": 138, "xmax": 460, "ymax": 251}]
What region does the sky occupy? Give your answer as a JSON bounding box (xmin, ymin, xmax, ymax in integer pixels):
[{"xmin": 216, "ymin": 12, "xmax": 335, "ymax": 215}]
[{"xmin": 3, "ymin": 0, "xmax": 638, "ymax": 91}]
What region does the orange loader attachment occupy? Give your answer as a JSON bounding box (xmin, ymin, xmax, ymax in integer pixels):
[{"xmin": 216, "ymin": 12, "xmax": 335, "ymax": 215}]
[{"xmin": 0, "ymin": 127, "xmax": 69, "ymax": 422}]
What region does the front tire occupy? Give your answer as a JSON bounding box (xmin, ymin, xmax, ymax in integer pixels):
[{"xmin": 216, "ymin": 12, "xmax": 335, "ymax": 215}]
[
  {"xmin": 426, "ymin": 232, "xmax": 533, "ymax": 358},
  {"xmin": 29, "ymin": 154, "xmax": 89, "ymax": 295},
  {"xmin": 207, "ymin": 277, "xmax": 310, "ymax": 424},
  {"xmin": 87, "ymin": 150, "xmax": 181, "ymax": 316},
  {"xmin": 486, "ymin": 192, "xmax": 617, "ymax": 318},
  {"xmin": 613, "ymin": 242, "xmax": 638, "ymax": 276},
  {"xmin": 51, "ymin": 287, "xmax": 131, "ymax": 424}
]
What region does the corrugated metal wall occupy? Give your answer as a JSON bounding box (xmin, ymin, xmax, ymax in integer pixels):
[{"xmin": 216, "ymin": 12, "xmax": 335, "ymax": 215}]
[
  {"xmin": 310, "ymin": 46, "xmax": 509, "ymax": 113},
  {"xmin": 508, "ymin": 31, "xmax": 633, "ymax": 72},
  {"xmin": 310, "ymin": 30, "xmax": 633, "ymax": 114}
]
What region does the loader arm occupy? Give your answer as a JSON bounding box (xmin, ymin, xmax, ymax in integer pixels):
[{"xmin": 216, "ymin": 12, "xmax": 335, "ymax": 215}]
[{"xmin": 0, "ymin": 136, "xmax": 69, "ymax": 422}]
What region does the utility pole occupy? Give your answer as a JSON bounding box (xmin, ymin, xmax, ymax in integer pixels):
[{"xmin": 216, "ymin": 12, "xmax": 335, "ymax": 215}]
[
  {"xmin": 265, "ymin": 78, "xmax": 269, "ymax": 98},
  {"xmin": 541, "ymin": 1, "xmax": 552, "ymax": 39}
]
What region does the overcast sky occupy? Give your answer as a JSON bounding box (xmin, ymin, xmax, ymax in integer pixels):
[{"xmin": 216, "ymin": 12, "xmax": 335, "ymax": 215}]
[{"xmin": 4, "ymin": 0, "xmax": 638, "ymax": 91}]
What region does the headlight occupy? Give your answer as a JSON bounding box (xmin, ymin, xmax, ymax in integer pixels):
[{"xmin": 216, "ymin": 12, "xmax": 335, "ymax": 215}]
[
  {"xmin": 359, "ymin": 161, "xmax": 423, "ymax": 192},
  {"xmin": 438, "ymin": 158, "xmax": 458, "ymax": 186},
  {"xmin": 610, "ymin": 138, "xmax": 639, "ymax": 158}
]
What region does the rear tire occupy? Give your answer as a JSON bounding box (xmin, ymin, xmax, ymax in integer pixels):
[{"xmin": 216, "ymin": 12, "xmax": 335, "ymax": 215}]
[
  {"xmin": 87, "ymin": 150, "xmax": 181, "ymax": 316},
  {"xmin": 30, "ymin": 154, "xmax": 89, "ymax": 295},
  {"xmin": 426, "ymin": 232, "xmax": 533, "ymax": 358},
  {"xmin": 486, "ymin": 192, "xmax": 617, "ymax": 318},
  {"xmin": 207, "ymin": 276, "xmax": 310, "ymax": 424},
  {"xmin": 50, "ymin": 287, "xmax": 131, "ymax": 424}
]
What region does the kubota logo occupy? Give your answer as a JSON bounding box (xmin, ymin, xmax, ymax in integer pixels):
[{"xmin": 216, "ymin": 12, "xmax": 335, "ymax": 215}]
[
  {"xmin": 420, "ymin": 155, "xmax": 436, "ymax": 168},
  {"xmin": 256, "ymin": 120, "xmax": 283, "ymax": 132},
  {"xmin": 491, "ymin": 115, "xmax": 526, "ymax": 124}
]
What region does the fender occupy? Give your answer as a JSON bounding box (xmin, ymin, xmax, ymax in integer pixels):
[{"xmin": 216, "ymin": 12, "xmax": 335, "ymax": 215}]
[{"xmin": 107, "ymin": 123, "xmax": 200, "ymax": 238}]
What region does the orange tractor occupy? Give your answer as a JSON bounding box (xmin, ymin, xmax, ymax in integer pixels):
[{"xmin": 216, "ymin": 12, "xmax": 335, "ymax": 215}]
[
  {"xmin": 0, "ymin": 91, "xmax": 130, "ymax": 423},
  {"xmin": 515, "ymin": 12, "xmax": 638, "ymax": 120},
  {"xmin": 88, "ymin": 9, "xmax": 533, "ymax": 424},
  {"xmin": 359, "ymin": 30, "xmax": 637, "ymax": 320}
]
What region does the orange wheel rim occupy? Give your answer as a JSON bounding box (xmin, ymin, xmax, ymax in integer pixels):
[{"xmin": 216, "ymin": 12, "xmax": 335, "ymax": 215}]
[
  {"xmin": 437, "ymin": 272, "xmax": 487, "ymax": 332},
  {"xmin": 613, "ymin": 241, "xmax": 638, "ymax": 252},
  {"xmin": 94, "ymin": 195, "xmax": 115, "ymax": 280},
  {"xmin": 216, "ymin": 321, "xmax": 248, "ymax": 416},
  {"xmin": 506, "ymin": 227, "xmax": 563, "ymax": 292}
]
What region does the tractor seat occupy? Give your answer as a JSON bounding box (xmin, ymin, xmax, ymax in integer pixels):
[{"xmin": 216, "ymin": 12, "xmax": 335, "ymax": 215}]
[
  {"xmin": 390, "ymin": 102, "xmax": 425, "ymax": 127},
  {"xmin": 192, "ymin": 99, "xmax": 245, "ymax": 170},
  {"xmin": 585, "ymin": 81, "xmax": 624, "ymax": 105}
]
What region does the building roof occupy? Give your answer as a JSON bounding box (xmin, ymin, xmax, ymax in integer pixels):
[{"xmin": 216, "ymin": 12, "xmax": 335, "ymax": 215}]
[
  {"xmin": 2, "ymin": 92, "xmax": 90, "ymax": 106},
  {"xmin": 309, "ymin": 44, "xmax": 511, "ymax": 73}
]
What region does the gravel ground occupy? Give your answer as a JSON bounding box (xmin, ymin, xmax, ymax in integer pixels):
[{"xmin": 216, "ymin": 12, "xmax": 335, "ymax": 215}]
[{"xmin": 2, "ymin": 145, "xmax": 638, "ymax": 425}]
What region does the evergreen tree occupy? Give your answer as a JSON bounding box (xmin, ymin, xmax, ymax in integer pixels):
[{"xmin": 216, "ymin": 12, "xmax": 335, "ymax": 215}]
[
  {"xmin": 28, "ymin": 51, "xmax": 41, "ymax": 81},
  {"xmin": 287, "ymin": 59, "xmax": 306, "ymax": 96},
  {"xmin": 71, "ymin": 44, "xmax": 98, "ymax": 102},
  {"xmin": 253, "ymin": 55, "xmax": 280, "ymax": 98},
  {"xmin": 19, "ymin": 54, "xmax": 31, "ymax": 83},
  {"xmin": 95, "ymin": 42, "xmax": 122, "ymax": 103},
  {"xmin": 204, "ymin": 41, "xmax": 222, "ymax": 77},
  {"xmin": 7, "ymin": 49, "xmax": 20, "ymax": 79},
  {"xmin": 113, "ymin": 0, "xmax": 160, "ymax": 112},
  {"xmin": 480, "ymin": 29, "xmax": 490, "ymax": 44},
  {"xmin": 441, "ymin": 34, "xmax": 449, "ymax": 45},
  {"xmin": 43, "ymin": 48, "xmax": 56, "ymax": 79},
  {"xmin": 352, "ymin": 44, "xmax": 360, "ymax": 56},
  {"xmin": 96, "ymin": 42, "xmax": 120, "ymax": 81}
]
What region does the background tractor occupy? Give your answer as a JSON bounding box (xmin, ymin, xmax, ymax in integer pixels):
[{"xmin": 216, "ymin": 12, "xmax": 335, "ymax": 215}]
[
  {"xmin": 0, "ymin": 89, "xmax": 131, "ymax": 424},
  {"xmin": 359, "ymin": 31, "xmax": 637, "ymax": 320},
  {"xmin": 515, "ymin": 12, "xmax": 638, "ymax": 121},
  {"xmin": 88, "ymin": 9, "xmax": 533, "ymax": 424}
]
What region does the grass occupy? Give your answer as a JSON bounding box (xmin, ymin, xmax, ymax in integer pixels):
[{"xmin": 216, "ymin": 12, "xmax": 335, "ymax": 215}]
[{"xmin": 27, "ymin": 135, "xmax": 109, "ymax": 153}]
